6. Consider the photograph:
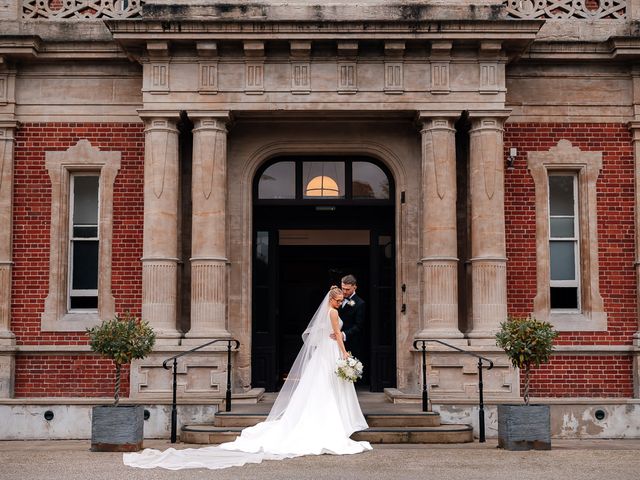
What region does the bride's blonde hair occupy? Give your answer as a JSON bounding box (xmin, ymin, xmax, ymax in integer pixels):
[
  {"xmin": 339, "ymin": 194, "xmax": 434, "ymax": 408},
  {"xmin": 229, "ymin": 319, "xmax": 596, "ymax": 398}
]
[{"xmin": 329, "ymin": 285, "xmax": 343, "ymax": 300}]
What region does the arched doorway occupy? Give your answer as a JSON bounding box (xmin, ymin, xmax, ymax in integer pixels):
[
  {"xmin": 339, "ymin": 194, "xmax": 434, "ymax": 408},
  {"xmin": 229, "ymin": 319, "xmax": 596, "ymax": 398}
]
[{"xmin": 251, "ymin": 156, "xmax": 396, "ymax": 392}]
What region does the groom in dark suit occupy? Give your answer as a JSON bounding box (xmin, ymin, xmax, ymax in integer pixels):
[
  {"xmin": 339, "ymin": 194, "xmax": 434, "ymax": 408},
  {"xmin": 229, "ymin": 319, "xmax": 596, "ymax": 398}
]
[{"xmin": 336, "ymin": 274, "xmax": 365, "ymax": 360}]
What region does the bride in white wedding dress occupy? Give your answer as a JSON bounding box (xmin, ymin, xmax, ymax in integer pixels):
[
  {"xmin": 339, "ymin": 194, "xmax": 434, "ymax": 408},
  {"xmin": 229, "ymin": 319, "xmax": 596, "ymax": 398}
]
[{"xmin": 123, "ymin": 286, "xmax": 372, "ymax": 470}]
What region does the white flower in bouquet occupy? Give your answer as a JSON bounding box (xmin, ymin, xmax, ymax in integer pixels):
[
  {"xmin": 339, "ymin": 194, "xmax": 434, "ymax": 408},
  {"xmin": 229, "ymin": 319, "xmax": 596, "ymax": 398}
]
[{"xmin": 335, "ymin": 355, "xmax": 364, "ymax": 382}]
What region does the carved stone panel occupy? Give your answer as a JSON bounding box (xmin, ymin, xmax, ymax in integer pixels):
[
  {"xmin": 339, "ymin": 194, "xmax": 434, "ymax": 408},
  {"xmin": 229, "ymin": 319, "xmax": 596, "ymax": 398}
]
[
  {"xmin": 337, "ymin": 62, "xmax": 357, "ymax": 94},
  {"xmin": 423, "ymin": 351, "xmax": 518, "ymax": 401},
  {"xmin": 149, "ymin": 62, "xmax": 169, "ymax": 95},
  {"xmin": 130, "ymin": 352, "xmax": 229, "ymax": 400},
  {"xmin": 198, "ymin": 61, "xmax": 218, "ymax": 95},
  {"xmin": 384, "ymin": 62, "xmax": 404, "ymax": 94},
  {"xmin": 245, "ymin": 62, "xmax": 265, "ymax": 95},
  {"xmin": 431, "ymin": 62, "xmax": 450, "ymax": 95},
  {"xmin": 291, "ymin": 62, "xmax": 311, "ymax": 95}
]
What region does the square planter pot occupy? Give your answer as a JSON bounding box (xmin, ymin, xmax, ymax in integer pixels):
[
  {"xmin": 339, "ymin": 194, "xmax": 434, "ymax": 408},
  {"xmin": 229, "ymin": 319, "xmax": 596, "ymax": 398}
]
[
  {"xmin": 91, "ymin": 405, "xmax": 144, "ymax": 452},
  {"xmin": 498, "ymin": 404, "xmax": 551, "ymax": 451}
]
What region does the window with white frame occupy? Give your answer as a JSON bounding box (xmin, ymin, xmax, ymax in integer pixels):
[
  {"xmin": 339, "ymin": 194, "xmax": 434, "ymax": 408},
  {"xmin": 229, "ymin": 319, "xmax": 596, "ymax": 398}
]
[
  {"xmin": 69, "ymin": 174, "xmax": 100, "ymax": 310},
  {"xmin": 42, "ymin": 140, "xmax": 119, "ymax": 331},
  {"xmin": 528, "ymin": 139, "xmax": 606, "ymax": 331},
  {"xmin": 548, "ymin": 174, "xmax": 580, "ymax": 311}
]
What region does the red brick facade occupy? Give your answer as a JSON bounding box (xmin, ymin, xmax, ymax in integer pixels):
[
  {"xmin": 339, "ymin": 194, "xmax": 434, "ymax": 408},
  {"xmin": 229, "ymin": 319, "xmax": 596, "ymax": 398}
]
[
  {"xmin": 9, "ymin": 122, "xmax": 637, "ymax": 398},
  {"xmin": 12, "ymin": 123, "xmax": 144, "ymax": 397},
  {"xmin": 504, "ymin": 123, "xmax": 636, "ymax": 397}
]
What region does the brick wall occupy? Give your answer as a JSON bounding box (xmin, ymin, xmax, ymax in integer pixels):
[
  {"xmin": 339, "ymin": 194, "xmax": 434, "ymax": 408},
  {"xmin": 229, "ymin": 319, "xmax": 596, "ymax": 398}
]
[
  {"xmin": 12, "ymin": 123, "xmax": 144, "ymax": 397},
  {"xmin": 14, "ymin": 355, "xmax": 130, "ymax": 398},
  {"xmin": 504, "ymin": 123, "xmax": 636, "ymax": 397},
  {"xmin": 528, "ymin": 355, "xmax": 634, "ymax": 398}
]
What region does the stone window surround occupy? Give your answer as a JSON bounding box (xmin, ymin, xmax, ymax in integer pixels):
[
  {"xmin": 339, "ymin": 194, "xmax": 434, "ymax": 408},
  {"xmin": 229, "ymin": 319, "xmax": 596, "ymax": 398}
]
[
  {"xmin": 528, "ymin": 139, "xmax": 607, "ymax": 331},
  {"xmin": 41, "ymin": 140, "xmax": 120, "ymax": 331}
]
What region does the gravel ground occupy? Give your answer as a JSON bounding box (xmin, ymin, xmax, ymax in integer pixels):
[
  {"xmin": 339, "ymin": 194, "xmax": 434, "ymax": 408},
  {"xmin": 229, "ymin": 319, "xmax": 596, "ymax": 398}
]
[{"xmin": 2, "ymin": 439, "xmax": 639, "ymax": 480}]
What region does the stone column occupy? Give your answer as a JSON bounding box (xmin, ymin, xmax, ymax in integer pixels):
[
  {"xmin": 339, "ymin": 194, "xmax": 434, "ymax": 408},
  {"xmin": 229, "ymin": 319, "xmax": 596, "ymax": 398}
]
[
  {"xmin": 467, "ymin": 117, "xmax": 508, "ymax": 341},
  {"xmin": 187, "ymin": 113, "xmax": 231, "ymax": 339},
  {"xmin": 140, "ymin": 113, "xmax": 181, "ymax": 340},
  {"xmin": 417, "ymin": 116, "xmax": 462, "ymax": 338},
  {"xmin": 0, "ymin": 122, "xmax": 16, "ymax": 398}
]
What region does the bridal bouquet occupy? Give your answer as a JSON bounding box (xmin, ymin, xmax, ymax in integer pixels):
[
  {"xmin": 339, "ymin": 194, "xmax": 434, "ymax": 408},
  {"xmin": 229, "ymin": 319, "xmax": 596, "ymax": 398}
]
[{"xmin": 335, "ymin": 356, "xmax": 364, "ymax": 383}]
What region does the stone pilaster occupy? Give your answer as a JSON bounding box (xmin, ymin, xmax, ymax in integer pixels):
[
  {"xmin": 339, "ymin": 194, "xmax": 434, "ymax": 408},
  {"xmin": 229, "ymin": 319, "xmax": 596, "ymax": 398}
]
[
  {"xmin": 0, "ymin": 122, "xmax": 16, "ymax": 398},
  {"xmin": 417, "ymin": 116, "xmax": 462, "ymax": 338},
  {"xmin": 467, "ymin": 117, "xmax": 507, "ymax": 341},
  {"xmin": 140, "ymin": 113, "xmax": 181, "ymax": 341},
  {"xmin": 187, "ymin": 113, "xmax": 231, "ymax": 339}
]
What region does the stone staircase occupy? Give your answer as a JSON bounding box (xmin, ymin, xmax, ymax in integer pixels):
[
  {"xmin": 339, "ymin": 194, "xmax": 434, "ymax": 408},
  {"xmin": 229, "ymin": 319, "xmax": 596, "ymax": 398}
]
[{"xmin": 180, "ymin": 393, "xmax": 473, "ymax": 444}]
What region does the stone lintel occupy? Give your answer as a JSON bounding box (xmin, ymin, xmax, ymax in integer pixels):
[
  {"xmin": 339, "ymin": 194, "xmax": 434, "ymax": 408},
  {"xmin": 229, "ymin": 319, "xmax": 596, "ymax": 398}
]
[
  {"xmin": 137, "ymin": 109, "xmax": 182, "ymax": 121},
  {"xmin": 187, "ymin": 110, "xmax": 231, "ymax": 123}
]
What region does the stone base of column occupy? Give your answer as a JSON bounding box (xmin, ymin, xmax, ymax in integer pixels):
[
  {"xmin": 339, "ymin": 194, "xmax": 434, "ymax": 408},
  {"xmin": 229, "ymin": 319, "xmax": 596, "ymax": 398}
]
[
  {"xmin": 187, "ymin": 259, "xmax": 230, "ymax": 339},
  {"xmin": 467, "ymin": 258, "xmax": 507, "ymax": 340},
  {"xmin": 0, "ymin": 352, "xmax": 15, "ymax": 398},
  {"xmin": 142, "ymin": 259, "xmax": 181, "ymax": 340},
  {"xmin": 421, "ymin": 258, "xmax": 463, "ymax": 338}
]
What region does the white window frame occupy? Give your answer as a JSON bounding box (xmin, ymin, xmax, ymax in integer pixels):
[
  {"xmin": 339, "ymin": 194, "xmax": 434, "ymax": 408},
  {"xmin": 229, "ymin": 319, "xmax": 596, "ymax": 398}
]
[
  {"xmin": 528, "ymin": 139, "xmax": 606, "ymax": 331},
  {"xmin": 68, "ymin": 173, "xmax": 100, "ymax": 312},
  {"xmin": 42, "ymin": 140, "xmax": 120, "ymax": 331},
  {"xmin": 548, "ymin": 173, "xmax": 581, "ymax": 313}
]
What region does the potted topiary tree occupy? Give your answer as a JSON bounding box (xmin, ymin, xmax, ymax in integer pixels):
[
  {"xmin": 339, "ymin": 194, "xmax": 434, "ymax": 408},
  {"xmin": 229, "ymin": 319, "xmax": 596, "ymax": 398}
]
[
  {"xmin": 87, "ymin": 312, "xmax": 156, "ymax": 452},
  {"xmin": 495, "ymin": 315, "xmax": 558, "ymax": 451}
]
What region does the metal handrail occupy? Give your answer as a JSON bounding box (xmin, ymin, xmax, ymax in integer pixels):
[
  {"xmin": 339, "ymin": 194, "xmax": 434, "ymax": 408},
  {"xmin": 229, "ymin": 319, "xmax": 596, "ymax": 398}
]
[
  {"xmin": 413, "ymin": 339, "xmax": 494, "ymax": 443},
  {"xmin": 162, "ymin": 338, "xmax": 241, "ymax": 443}
]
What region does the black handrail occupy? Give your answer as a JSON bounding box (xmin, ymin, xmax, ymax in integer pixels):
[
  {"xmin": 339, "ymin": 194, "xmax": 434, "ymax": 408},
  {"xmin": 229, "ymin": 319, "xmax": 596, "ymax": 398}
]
[
  {"xmin": 162, "ymin": 338, "xmax": 240, "ymax": 443},
  {"xmin": 413, "ymin": 339, "xmax": 494, "ymax": 443}
]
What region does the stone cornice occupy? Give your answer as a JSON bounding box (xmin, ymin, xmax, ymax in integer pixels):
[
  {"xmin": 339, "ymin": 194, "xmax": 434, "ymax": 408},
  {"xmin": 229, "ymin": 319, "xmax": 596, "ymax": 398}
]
[{"xmin": 106, "ymin": 19, "xmax": 543, "ymax": 45}]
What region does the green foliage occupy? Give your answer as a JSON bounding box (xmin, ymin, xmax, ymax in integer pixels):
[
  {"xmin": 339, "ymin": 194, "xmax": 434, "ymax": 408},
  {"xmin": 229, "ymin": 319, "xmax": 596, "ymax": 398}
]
[
  {"xmin": 87, "ymin": 312, "xmax": 155, "ymax": 405},
  {"xmin": 496, "ymin": 316, "xmax": 558, "ymax": 370},
  {"xmin": 87, "ymin": 312, "xmax": 156, "ymax": 365},
  {"xmin": 496, "ymin": 316, "xmax": 558, "ymax": 405}
]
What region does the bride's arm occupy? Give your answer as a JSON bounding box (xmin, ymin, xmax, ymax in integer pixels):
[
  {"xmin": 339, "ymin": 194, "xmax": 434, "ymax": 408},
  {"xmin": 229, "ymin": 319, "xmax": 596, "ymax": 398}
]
[{"xmin": 329, "ymin": 308, "xmax": 349, "ymax": 359}]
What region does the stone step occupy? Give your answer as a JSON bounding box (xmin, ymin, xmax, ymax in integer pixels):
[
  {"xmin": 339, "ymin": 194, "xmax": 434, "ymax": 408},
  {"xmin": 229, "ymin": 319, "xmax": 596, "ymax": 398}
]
[
  {"xmin": 213, "ymin": 412, "xmax": 441, "ymax": 428},
  {"xmin": 181, "ymin": 424, "xmax": 473, "ymax": 445}
]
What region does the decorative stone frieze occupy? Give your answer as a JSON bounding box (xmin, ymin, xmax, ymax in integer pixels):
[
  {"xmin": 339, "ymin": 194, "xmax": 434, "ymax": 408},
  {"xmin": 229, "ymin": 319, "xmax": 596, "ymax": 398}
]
[
  {"xmin": 188, "ymin": 113, "xmax": 231, "ymax": 340},
  {"xmin": 430, "ymin": 42, "xmax": 452, "ymax": 95},
  {"xmin": 504, "ymin": 0, "xmax": 627, "ymax": 20},
  {"xmin": 418, "ymin": 116, "xmax": 462, "ymax": 339},
  {"xmin": 140, "ymin": 114, "xmax": 181, "ymax": 341},
  {"xmin": 23, "ymin": 0, "xmax": 143, "ymax": 19},
  {"xmin": 468, "ymin": 117, "xmax": 508, "ymax": 341}
]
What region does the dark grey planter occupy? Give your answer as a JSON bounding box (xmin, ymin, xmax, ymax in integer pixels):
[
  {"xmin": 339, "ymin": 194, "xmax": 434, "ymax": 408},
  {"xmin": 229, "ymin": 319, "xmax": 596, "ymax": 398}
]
[
  {"xmin": 91, "ymin": 405, "xmax": 144, "ymax": 452},
  {"xmin": 498, "ymin": 404, "xmax": 551, "ymax": 451}
]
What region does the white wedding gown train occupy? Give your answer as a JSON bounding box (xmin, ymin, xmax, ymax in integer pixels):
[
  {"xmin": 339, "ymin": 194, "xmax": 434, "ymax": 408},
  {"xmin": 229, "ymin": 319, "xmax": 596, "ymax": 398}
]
[{"xmin": 124, "ymin": 310, "xmax": 371, "ymax": 470}]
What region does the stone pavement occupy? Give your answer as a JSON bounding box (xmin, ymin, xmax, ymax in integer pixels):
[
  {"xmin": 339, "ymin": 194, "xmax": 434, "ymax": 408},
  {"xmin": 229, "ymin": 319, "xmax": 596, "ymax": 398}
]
[{"xmin": 2, "ymin": 439, "xmax": 640, "ymax": 480}]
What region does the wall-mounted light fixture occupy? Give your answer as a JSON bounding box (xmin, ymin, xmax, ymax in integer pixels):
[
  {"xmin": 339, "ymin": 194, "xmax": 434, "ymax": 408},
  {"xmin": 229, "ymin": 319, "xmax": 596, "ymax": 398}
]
[{"xmin": 506, "ymin": 147, "xmax": 517, "ymax": 170}]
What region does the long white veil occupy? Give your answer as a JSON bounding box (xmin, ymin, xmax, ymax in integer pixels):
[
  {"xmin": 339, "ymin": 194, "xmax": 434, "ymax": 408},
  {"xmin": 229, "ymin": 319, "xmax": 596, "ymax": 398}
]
[{"xmin": 266, "ymin": 292, "xmax": 332, "ymax": 422}]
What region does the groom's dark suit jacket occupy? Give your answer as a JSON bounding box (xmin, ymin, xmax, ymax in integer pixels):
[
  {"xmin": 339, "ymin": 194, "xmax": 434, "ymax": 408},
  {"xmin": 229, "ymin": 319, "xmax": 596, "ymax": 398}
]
[{"xmin": 339, "ymin": 294, "xmax": 365, "ymax": 356}]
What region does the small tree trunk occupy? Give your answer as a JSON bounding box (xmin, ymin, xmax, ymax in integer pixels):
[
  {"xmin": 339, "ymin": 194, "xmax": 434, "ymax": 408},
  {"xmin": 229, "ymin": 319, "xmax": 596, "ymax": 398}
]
[
  {"xmin": 114, "ymin": 363, "xmax": 121, "ymax": 406},
  {"xmin": 523, "ymin": 363, "xmax": 531, "ymax": 406}
]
